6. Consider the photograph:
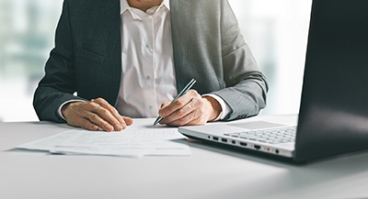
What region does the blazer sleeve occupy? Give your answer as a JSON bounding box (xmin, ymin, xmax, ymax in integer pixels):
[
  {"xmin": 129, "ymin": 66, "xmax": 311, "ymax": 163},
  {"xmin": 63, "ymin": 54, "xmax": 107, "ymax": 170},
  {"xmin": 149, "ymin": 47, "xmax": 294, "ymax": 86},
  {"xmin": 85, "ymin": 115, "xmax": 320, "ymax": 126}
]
[
  {"xmin": 210, "ymin": 0, "xmax": 268, "ymax": 121},
  {"xmin": 33, "ymin": 0, "xmax": 85, "ymax": 123}
]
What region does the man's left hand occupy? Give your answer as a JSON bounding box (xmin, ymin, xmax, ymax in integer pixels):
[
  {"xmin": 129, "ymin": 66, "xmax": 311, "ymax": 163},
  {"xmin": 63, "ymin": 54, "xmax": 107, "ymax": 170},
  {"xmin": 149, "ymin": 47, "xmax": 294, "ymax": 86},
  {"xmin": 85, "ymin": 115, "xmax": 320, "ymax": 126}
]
[{"xmin": 158, "ymin": 90, "xmax": 222, "ymax": 126}]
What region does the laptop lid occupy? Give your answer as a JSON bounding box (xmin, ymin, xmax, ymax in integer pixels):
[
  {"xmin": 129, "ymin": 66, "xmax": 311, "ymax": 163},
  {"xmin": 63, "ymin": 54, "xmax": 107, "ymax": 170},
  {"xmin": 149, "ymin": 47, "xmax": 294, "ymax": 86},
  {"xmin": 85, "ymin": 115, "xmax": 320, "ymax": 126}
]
[{"xmin": 294, "ymin": 0, "xmax": 368, "ymax": 162}]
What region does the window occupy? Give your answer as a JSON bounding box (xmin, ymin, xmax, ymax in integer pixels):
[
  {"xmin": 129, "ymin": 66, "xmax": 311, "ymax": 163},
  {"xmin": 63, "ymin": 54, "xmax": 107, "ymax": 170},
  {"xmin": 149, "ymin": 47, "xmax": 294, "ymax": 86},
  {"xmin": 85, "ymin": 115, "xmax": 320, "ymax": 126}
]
[
  {"xmin": 229, "ymin": 0, "xmax": 312, "ymax": 114},
  {"xmin": 0, "ymin": 0, "xmax": 63, "ymax": 121}
]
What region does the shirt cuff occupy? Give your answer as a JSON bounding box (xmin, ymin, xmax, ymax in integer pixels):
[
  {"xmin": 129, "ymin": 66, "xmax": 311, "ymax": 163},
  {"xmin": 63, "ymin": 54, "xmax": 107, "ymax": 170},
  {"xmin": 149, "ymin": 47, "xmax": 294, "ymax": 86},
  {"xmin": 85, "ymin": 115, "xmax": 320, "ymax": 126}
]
[
  {"xmin": 202, "ymin": 94, "xmax": 231, "ymax": 121},
  {"xmin": 57, "ymin": 99, "xmax": 86, "ymax": 121}
]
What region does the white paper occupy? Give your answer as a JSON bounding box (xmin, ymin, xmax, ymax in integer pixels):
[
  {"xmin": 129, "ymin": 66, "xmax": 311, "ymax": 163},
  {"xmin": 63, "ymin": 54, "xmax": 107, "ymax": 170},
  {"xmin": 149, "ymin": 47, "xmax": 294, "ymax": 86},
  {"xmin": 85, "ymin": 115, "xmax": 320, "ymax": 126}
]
[
  {"xmin": 16, "ymin": 130, "xmax": 78, "ymax": 151},
  {"xmin": 16, "ymin": 128, "xmax": 191, "ymax": 158}
]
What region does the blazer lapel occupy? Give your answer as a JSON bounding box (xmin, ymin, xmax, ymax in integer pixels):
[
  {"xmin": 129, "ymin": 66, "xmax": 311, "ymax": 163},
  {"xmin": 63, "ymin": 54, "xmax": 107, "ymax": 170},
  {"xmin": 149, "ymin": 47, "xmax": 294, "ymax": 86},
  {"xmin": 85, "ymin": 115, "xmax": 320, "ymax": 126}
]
[
  {"xmin": 170, "ymin": 0, "xmax": 191, "ymax": 92},
  {"xmin": 99, "ymin": 0, "xmax": 122, "ymax": 106}
]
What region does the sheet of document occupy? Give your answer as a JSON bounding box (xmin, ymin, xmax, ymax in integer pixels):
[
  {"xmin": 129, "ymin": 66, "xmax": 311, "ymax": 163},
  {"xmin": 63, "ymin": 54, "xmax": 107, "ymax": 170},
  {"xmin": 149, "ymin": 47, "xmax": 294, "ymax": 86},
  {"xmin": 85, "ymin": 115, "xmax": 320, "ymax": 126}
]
[
  {"xmin": 16, "ymin": 128, "xmax": 191, "ymax": 158},
  {"xmin": 16, "ymin": 130, "xmax": 78, "ymax": 151}
]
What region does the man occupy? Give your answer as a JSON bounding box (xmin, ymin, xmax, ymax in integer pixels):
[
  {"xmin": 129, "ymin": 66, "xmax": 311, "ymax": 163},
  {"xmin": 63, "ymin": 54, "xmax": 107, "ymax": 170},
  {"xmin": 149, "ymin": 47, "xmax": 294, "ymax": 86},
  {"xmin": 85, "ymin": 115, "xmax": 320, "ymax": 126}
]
[{"xmin": 33, "ymin": 0, "xmax": 268, "ymax": 132}]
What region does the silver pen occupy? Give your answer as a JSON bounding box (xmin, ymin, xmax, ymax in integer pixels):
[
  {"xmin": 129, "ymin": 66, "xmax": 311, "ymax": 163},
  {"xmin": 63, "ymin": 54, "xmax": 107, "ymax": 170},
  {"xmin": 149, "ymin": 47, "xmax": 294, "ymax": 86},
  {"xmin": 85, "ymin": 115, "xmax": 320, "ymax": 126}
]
[{"xmin": 153, "ymin": 79, "xmax": 197, "ymax": 126}]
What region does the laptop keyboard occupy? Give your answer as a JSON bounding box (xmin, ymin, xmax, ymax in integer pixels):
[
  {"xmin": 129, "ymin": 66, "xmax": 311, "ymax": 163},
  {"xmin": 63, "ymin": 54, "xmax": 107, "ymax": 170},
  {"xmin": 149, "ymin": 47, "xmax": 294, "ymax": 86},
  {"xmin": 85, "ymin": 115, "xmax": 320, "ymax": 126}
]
[{"xmin": 224, "ymin": 126, "xmax": 296, "ymax": 144}]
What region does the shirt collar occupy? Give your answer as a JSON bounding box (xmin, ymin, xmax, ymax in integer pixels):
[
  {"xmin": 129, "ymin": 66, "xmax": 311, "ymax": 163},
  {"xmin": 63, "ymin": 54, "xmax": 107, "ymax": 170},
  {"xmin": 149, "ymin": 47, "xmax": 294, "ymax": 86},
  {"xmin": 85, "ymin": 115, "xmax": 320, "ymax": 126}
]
[{"xmin": 120, "ymin": 0, "xmax": 170, "ymax": 15}]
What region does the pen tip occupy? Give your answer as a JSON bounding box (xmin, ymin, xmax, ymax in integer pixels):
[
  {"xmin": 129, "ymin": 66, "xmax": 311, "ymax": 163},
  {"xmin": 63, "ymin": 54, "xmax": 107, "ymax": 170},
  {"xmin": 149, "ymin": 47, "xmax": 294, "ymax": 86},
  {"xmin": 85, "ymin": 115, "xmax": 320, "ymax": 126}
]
[
  {"xmin": 153, "ymin": 119, "xmax": 159, "ymax": 126},
  {"xmin": 153, "ymin": 117, "xmax": 163, "ymax": 126}
]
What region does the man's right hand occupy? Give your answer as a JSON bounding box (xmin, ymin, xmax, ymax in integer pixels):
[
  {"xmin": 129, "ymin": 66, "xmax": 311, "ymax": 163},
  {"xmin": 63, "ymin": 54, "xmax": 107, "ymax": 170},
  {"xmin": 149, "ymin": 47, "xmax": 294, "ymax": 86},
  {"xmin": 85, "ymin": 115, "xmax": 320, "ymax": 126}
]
[{"xmin": 61, "ymin": 98, "xmax": 133, "ymax": 132}]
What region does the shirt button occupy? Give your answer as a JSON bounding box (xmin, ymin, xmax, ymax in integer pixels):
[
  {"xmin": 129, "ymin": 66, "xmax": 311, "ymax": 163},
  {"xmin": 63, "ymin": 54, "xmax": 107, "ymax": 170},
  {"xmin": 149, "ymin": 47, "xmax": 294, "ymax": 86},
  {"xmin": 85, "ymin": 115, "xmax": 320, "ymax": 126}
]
[
  {"xmin": 146, "ymin": 76, "xmax": 151, "ymax": 80},
  {"xmin": 146, "ymin": 44, "xmax": 153, "ymax": 53},
  {"xmin": 149, "ymin": 106, "xmax": 153, "ymax": 110}
]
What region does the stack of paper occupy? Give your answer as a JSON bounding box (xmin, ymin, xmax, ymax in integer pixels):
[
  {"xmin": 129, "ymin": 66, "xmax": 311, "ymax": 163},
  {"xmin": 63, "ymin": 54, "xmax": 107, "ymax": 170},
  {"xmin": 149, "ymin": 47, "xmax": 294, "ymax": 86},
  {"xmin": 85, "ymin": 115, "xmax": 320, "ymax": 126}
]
[{"xmin": 16, "ymin": 129, "xmax": 191, "ymax": 158}]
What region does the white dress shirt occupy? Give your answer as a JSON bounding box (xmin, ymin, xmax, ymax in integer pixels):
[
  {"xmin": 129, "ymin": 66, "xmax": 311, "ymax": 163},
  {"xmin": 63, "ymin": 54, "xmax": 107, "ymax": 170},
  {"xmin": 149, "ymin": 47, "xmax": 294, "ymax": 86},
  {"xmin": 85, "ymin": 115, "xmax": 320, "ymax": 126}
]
[{"xmin": 117, "ymin": 0, "xmax": 177, "ymax": 118}]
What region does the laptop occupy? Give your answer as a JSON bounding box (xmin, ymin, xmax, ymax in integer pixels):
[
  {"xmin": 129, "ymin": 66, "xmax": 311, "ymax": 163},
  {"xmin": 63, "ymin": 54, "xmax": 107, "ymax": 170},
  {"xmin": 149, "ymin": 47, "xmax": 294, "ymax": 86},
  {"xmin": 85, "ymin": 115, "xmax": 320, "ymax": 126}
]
[{"xmin": 179, "ymin": 0, "xmax": 368, "ymax": 163}]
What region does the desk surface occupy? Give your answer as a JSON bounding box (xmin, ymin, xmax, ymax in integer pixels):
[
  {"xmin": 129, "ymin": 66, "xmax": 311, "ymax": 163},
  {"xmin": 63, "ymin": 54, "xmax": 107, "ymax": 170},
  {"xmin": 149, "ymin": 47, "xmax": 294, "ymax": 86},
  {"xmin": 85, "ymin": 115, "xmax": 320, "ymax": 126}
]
[{"xmin": 1, "ymin": 114, "xmax": 368, "ymax": 199}]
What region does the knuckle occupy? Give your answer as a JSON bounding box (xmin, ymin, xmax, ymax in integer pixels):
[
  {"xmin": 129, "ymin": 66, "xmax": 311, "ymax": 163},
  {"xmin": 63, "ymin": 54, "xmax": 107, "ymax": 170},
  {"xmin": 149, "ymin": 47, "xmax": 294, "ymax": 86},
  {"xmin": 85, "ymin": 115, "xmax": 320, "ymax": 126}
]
[
  {"xmin": 86, "ymin": 124, "xmax": 97, "ymax": 131},
  {"xmin": 189, "ymin": 89, "xmax": 198, "ymax": 96},
  {"xmin": 98, "ymin": 121, "xmax": 110, "ymax": 130},
  {"xmin": 99, "ymin": 108, "xmax": 108, "ymax": 115},
  {"xmin": 174, "ymin": 100, "xmax": 184, "ymax": 107},
  {"xmin": 178, "ymin": 108, "xmax": 186, "ymax": 116},
  {"xmin": 95, "ymin": 97, "xmax": 104, "ymax": 102},
  {"xmin": 111, "ymin": 107, "xmax": 119, "ymax": 113},
  {"xmin": 90, "ymin": 113, "xmax": 99, "ymax": 121},
  {"xmin": 88, "ymin": 101, "xmax": 98, "ymax": 108},
  {"xmin": 158, "ymin": 110, "xmax": 165, "ymax": 117},
  {"xmin": 189, "ymin": 97, "xmax": 196, "ymax": 105}
]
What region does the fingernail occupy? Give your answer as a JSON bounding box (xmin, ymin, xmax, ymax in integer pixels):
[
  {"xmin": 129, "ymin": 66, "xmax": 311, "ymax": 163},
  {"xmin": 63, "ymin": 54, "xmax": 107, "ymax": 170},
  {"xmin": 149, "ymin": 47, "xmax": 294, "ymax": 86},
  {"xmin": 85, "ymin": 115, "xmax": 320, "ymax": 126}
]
[
  {"xmin": 115, "ymin": 124, "xmax": 123, "ymax": 131},
  {"xmin": 105, "ymin": 124, "xmax": 114, "ymax": 132}
]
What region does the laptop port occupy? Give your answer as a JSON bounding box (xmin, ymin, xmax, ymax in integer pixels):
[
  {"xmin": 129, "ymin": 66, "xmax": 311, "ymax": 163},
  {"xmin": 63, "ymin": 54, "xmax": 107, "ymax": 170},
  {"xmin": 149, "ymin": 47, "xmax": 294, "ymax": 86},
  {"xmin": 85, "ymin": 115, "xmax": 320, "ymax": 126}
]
[
  {"xmin": 240, "ymin": 142, "xmax": 247, "ymax": 146},
  {"xmin": 213, "ymin": 137, "xmax": 219, "ymax": 141},
  {"xmin": 275, "ymin": 149, "xmax": 279, "ymax": 154},
  {"xmin": 254, "ymin": 145, "xmax": 261, "ymax": 150},
  {"xmin": 221, "ymin": 138, "xmax": 228, "ymax": 143},
  {"xmin": 231, "ymin": 140, "xmax": 236, "ymax": 144}
]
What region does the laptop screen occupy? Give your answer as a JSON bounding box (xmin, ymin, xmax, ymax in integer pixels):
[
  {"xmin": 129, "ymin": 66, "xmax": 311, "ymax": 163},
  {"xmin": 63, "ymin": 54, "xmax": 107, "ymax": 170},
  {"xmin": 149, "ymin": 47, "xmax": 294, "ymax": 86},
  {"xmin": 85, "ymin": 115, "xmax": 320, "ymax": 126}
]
[{"xmin": 295, "ymin": 0, "xmax": 368, "ymax": 162}]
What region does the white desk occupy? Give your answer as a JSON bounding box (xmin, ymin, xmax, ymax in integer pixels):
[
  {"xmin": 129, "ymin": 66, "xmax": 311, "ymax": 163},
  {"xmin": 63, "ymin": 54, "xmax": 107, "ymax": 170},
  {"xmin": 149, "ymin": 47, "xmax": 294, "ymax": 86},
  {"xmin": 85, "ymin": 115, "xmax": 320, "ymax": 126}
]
[{"xmin": 1, "ymin": 114, "xmax": 368, "ymax": 199}]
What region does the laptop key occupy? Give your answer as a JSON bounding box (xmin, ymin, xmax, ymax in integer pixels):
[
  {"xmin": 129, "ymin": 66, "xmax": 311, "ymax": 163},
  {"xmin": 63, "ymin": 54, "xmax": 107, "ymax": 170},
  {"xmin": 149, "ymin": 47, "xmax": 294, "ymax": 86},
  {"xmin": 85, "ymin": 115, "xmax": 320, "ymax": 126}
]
[{"xmin": 227, "ymin": 126, "xmax": 297, "ymax": 144}]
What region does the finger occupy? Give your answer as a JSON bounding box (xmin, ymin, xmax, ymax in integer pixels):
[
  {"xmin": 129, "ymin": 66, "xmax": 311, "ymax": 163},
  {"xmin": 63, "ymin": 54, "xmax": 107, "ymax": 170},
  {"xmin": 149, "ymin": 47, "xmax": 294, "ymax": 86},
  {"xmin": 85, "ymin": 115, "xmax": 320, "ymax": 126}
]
[
  {"xmin": 160, "ymin": 98, "xmax": 196, "ymax": 124},
  {"xmin": 122, "ymin": 116, "xmax": 134, "ymax": 126},
  {"xmin": 166, "ymin": 107, "xmax": 208, "ymax": 127},
  {"xmin": 159, "ymin": 90, "xmax": 198, "ymax": 118},
  {"xmin": 165, "ymin": 109, "xmax": 196, "ymax": 126},
  {"xmin": 92, "ymin": 98, "xmax": 125, "ymax": 124},
  {"xmin": 88, "ymin": 100, "xmax": 125, "ymax": 131},
  {"xmin": 158, "ymin": 102, "xmax": 170, "ymax": 118},
  {"xmin": 66, "ymin": 115, "xmax": 100, "ymax": 131},
  {"xmin": 77, "ymin": 118, "xmax": 100, "ymax": 131},
  {"xmin": 84, "ymin": 111, "xmax": 115, "ymax": 132}
]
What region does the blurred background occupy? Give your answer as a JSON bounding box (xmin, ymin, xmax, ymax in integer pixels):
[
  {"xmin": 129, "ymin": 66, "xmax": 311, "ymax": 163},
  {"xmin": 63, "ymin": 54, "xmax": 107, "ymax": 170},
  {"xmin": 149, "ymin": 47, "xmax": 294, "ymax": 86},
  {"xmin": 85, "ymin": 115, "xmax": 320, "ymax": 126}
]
[{"xmin": 0, "ymin": 0, "xmax": 312, "ymax": 122}]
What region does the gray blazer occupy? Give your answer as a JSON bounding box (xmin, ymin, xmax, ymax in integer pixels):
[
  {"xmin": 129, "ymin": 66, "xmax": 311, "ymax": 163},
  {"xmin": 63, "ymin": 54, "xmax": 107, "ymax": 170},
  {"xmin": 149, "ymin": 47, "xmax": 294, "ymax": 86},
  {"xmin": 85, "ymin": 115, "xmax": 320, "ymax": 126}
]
[{"xmin": 33, "ymin": 0, "xmax": 268, "ymax": 122}]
